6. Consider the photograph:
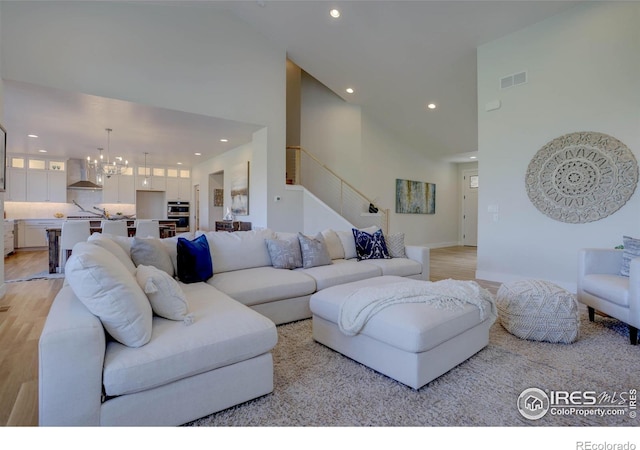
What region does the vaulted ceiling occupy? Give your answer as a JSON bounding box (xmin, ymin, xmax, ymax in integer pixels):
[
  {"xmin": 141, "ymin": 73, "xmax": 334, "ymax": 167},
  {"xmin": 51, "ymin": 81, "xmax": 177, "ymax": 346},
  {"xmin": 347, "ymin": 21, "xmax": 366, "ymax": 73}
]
[
  {"xmin": 2, "ymin": 1, "xmax": 581, "ymax": 167},
  {"xmin": 218, "ymin": 0, "xmax": 580, "ymax": 162}
]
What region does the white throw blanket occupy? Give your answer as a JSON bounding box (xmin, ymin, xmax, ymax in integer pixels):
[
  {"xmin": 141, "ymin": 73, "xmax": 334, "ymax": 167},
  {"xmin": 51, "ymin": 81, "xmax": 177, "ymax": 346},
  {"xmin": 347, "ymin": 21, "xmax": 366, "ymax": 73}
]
[{"xmin": 338, "ymin": 279, "xmax": 497, "ymax": 336}]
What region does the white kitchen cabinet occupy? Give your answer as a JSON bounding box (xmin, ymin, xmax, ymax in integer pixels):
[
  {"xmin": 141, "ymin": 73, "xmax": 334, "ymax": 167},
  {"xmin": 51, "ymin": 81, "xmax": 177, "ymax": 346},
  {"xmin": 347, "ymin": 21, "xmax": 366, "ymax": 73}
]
[
  {"xmin": 16, "ymin": 219, "xmax": 63, "ymax": 248},
  {"xmin": 6, "ymin": 156, "xmax": 67, "ymax": 203},
  {"xmin": 26, "ymin": 170, "xmax": 48, "ymax": 201},
  {"xmin": 16, "ymin": 221, "xmax": 24, "ymax": 248},
  {"xmin": 166, "ymin": 176, "xmax": 191, "ymax": 201},
  {"xmin": 4, "ymin": 220, "xmax": 15, "ymax": 256},
  {"xmin": 6, "ymin": 167, "xmax": 27, "ymax": 201},
  {"xmin": 103, "ymin": 173, "xmax": 135, "ymax": 204},
  {"xmin": 26, "ymin": 170, "xmax": 67, "ymax": 202}
]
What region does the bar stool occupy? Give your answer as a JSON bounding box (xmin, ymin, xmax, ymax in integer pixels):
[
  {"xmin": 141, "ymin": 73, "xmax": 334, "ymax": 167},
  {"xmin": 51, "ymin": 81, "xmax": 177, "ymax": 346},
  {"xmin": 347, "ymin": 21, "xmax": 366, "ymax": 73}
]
[
  {"xmin": 60, "ymin": 220, "xmax": 90, "ymax": 272},
  {"xmin": 135, "ymin": 220, "xmax": 160, "ymax": 239},
  {"xmin": 101, "ymin": 220, "xmax": 128, "ymax": 237}
]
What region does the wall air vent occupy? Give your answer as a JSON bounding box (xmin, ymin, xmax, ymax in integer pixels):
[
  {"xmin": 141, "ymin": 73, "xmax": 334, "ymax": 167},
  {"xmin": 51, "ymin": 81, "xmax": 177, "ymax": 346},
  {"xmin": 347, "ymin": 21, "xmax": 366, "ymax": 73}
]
[{"xmin": 500, "ymin": 71, "xmax": 527, "ymax": 90}]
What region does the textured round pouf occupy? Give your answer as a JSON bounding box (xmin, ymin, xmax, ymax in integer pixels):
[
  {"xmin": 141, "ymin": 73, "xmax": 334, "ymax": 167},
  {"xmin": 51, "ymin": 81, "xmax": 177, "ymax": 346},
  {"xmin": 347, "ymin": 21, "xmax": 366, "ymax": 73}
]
[{"xmin": 496, "ymin": 279, "xmax": 579, "ymax": 344}]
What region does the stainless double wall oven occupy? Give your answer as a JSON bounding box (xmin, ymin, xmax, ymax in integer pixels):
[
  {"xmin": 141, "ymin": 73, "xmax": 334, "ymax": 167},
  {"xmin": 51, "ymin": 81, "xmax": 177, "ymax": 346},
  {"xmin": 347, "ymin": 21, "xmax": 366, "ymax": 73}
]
[{"xmin": 167, "ymin": 201, "xmax": 190, "ymax": 232}]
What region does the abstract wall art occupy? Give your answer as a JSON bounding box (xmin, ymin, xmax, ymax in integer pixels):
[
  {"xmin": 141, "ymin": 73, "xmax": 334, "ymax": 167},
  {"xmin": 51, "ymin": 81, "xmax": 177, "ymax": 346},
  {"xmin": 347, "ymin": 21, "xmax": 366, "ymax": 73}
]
[
  {"xmin": 230, "ymin": 161, "xmax": 249, "ymax": 216},
  {"xmin": 395, "ymin": 178, "xmax": 436, "ymax": 214}
]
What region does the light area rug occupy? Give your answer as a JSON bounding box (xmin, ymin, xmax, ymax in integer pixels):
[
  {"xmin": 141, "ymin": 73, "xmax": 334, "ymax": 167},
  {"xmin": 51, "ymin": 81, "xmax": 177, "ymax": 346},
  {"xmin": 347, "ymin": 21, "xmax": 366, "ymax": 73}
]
[
  {"xmin": 187, "ymin": 305, "xmax": 639, "ymax": 427},
  {"xmin": 5, "ymin": 270, "xmax": 65, "ymax": 282}
]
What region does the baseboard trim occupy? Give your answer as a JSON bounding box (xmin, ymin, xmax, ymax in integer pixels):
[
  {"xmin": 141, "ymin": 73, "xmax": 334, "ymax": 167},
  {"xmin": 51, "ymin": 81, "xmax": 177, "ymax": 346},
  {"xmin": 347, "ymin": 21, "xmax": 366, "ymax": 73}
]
[{"xmin": 427, "ymin": 241, "xmax": 460, "ymax": 249}]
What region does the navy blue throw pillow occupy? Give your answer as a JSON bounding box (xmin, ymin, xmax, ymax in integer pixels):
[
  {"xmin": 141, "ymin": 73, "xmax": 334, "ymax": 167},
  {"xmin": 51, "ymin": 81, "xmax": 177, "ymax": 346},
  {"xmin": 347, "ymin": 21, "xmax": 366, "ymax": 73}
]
[
  {"xmin": 352, "ymin": 228, "xmax": 391, "ymax": 261},
  {"xmin": 177, "ymin": 234, "xmax": 213, "ymax": 283}
]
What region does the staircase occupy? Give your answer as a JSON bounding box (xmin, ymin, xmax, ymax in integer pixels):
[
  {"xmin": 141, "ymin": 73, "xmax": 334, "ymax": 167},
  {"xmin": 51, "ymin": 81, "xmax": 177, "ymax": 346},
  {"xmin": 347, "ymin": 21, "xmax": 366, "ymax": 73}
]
[{"xmin": 286, "ymin": 146, "xmax": 389, "ymax": 234}]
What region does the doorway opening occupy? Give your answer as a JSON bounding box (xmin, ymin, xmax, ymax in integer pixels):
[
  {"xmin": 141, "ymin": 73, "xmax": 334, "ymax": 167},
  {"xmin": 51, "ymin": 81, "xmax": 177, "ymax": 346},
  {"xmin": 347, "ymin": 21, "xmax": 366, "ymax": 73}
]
[
  {"xmin": 209, "ymin": 171, "xmax": 224, "ymax": 229},
  {"xmin": 461, "ymin": 169, "xmax": 478, "ymax": 247}
]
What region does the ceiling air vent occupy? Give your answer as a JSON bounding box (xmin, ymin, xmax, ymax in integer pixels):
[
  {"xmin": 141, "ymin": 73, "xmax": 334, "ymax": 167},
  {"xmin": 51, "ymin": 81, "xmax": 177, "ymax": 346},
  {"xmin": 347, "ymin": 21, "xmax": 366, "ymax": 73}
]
[{"xmin": 500, "ymin": 71, "xmax": 527, "ymax": 90}]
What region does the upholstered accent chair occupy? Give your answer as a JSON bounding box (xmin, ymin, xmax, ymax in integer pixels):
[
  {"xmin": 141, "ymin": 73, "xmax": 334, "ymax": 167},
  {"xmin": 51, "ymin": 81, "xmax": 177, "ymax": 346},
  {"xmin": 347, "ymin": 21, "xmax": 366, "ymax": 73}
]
[
  {"xmin": 577, "ymin": 248, "xmax": 639, "ymax": 345},
  {"xmin": 134, "ymin": 220, "xmax": 160, "ymax": 239},
  {"xmin": 60, "ymin": 220, "xmax": 91, "ymax": 272}
]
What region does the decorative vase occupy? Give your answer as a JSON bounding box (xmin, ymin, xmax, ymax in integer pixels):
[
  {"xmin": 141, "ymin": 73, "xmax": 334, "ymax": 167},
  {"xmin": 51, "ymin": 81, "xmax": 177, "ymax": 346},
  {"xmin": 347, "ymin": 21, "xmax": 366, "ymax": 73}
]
[{"xmin": 223, "ymin": 207, "xmax": 235, "ymax": 222}]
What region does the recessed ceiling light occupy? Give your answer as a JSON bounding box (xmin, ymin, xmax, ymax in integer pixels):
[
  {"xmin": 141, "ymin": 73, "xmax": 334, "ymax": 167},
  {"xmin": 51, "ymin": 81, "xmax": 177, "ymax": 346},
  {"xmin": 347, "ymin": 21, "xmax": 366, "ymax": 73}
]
[
  {"xmin": 220, "ymin": 138, "xmax": 228, "ymax": 143},
  {"xmin": 470, "ymin": 156, "xmax": 477, "ymax": 160},
  {"xmin": 177, "ymin": 162, "xmax": 183, "ymax": 165},
  {"xmin": 427, "ymin": 103, "xmax": 437, "ymax": 110},
  {"xmin": 28, "ymin": 134, "xmax": 38, "ymax": 138},
  {"xmin": 194, "ymin": 152, "xmax": 202, "ymax": 156},
  {"xmin": 330, "ymin": 9, "xmax": 340, "ymax": 18},
  {"xmin": 38, "ymin": 149, "xmax": 47, "ymax": 153},
  {"xmin": 346, "ymin": 88, "xmax": 354, "ymax": 94}
]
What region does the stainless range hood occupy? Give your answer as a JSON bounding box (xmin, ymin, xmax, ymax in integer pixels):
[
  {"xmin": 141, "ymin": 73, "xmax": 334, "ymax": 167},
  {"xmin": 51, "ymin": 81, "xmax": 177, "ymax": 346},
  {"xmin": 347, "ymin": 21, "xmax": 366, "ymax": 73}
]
[
  {"xmin": 67, "ymin": 159, "xmax": 103, "ymax": 190},
  {"xmin": 68, "ymin": 179, "xmax": 103, "ymax": 190}
]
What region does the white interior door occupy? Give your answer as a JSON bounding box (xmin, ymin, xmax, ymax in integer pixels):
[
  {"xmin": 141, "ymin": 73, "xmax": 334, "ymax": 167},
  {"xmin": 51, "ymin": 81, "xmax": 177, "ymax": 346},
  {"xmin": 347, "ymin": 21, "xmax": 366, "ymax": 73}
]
[
  {"xmin": 194, "ymin": 184, "xmax": 200, "ymax": 231},
  {"xmin": 462, "ymin": 169, "xmax": 478, "ymax": 246}
]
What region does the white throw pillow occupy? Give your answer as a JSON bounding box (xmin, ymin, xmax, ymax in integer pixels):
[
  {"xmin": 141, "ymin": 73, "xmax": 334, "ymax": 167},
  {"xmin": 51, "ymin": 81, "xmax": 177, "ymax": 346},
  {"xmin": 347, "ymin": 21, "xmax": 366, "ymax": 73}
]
[
  {"xmin": 87, "ymin": 234, "xmax": 137, "ymax": 274},
  {"xmin": 89, "ymin": 232, "xmax": 133, "ymax": 255},
  {"xmin": 65, "ymin": 242, "xmax": 152, "ymax": 348},
  {"xmin": 135, "ymin": 264, "xmax": 192, "ymax": 323},
  {"xmin": 321, "ymin": 229, "xmax": 345, "ymax": 260},
  {"xmin": 336, "ymin": 230, "xmax": 357, "ymax": 260}
]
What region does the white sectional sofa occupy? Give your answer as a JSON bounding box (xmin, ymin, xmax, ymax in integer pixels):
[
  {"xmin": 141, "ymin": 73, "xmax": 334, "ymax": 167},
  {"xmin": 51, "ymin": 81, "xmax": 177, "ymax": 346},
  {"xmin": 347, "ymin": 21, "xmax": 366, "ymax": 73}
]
[
  {"xmin": 198, "ymin": 228, "xmax": 429, "ymax": 324},
  {"xmin": 39, "ymin": 227, "xmax": 429, "ymax": 426}
]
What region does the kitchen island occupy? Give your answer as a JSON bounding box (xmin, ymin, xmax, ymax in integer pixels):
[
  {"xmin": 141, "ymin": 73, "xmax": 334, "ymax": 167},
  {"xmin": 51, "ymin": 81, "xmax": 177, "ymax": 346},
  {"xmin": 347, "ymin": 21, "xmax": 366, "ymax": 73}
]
[{"xmin": 46, "ymin": 220, "xmax": 177, "ymax": 273}]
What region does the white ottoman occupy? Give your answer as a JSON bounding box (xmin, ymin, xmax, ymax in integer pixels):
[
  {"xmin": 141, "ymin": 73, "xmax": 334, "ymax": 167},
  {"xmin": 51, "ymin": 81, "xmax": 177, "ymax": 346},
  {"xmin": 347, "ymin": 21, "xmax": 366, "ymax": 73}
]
[
  {"xmin": 309, "ymin": 276, "xmax": 496, "ymax": 389},
  {"xmin": 496, "ymin": 279, "xmax": 579, "ymax": 344}
]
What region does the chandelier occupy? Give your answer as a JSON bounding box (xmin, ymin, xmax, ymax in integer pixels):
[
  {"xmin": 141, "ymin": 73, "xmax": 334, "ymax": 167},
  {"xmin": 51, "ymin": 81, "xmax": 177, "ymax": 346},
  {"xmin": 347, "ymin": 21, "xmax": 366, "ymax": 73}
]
[{"xmin": 87, "ymin": 128, "xmax": 128, "ymax": 179}]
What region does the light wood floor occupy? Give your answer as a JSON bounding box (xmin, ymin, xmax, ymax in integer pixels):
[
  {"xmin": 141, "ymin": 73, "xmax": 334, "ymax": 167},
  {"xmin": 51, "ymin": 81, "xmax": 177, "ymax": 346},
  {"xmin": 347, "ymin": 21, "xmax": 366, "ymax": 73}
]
[
  {"xmin": 0, "ymin": 245, "xmax": 492, "ymax": 427},
  {"xmin": 0, "ymin": 250, "xmax": 64, "ymax": 427}
]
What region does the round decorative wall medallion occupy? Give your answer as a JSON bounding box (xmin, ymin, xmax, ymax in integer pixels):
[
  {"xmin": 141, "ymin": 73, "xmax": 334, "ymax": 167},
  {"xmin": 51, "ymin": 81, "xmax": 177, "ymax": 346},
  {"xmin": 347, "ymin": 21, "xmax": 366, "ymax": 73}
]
[{"xmin": 525, "ymin": 131, "xmax": 638, "ymax": 224}]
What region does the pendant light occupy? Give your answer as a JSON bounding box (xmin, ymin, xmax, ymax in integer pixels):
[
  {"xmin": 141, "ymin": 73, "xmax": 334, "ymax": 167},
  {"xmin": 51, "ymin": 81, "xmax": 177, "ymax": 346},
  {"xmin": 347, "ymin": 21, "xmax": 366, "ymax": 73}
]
[{"xmin": 143, "ymin": 152, "xmax": 149, "ymax": 186}]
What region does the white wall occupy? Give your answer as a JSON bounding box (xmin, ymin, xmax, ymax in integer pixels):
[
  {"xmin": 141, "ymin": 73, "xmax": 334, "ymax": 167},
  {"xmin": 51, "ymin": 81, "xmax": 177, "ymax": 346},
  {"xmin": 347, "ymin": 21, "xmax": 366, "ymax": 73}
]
[
  {"xmin": 477, "ymin": 2, "xmax": 640, "ymax": 291},
  {"xmin": 301, "ymin": 72, "xmax": 363, "ymax": 188},
  {"xmin": 300, "ymin": 71, "xmax": 461, "ymax": 248},
  {"xmin": 301, "ymin": 187, "xmax": 354, "ymax": 235},
  {"xmin": 1, "ymin": 1, "xmax": 294, "ymax": 231},
  {"xmin": 361, "ymin": 112, "xmax": 460, "ymax": 247},
  {"xmin": 0, "ymin": 3, "xmax": 4, "ymax": 297}
]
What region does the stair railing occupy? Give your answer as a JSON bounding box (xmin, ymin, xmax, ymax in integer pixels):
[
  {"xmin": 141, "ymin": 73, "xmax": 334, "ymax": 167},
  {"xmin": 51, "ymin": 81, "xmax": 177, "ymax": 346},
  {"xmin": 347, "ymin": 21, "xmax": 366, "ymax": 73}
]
[{"xmin": 286, "ymin": 146, "xmax": 389, "ymax": 234}]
